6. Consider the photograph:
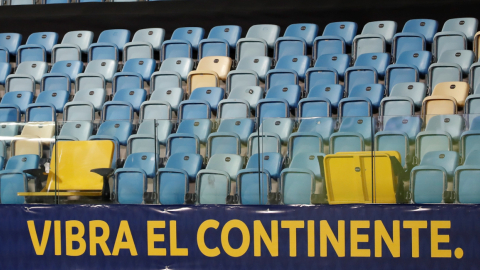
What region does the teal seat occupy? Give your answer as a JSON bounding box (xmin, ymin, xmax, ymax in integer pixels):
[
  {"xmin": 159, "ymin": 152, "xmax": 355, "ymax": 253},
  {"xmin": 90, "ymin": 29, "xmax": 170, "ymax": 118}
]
[
  {"xmin": 330, "ymin": 117, "xmax": 375, "ymax": 153},
  {"xmin": 298, "ymin": 117, "xmax": 335, "ymax": 145},
  {"xmin": 455, "ymin": 150, "xmax": 480, "ymax": 203},
  {"xmin": 236, "ymin": 169, "xmax": 271, "ymax": 205},
  {"xmin": 158, "ymin": 58, "xmax": 193, "ymax": 81},
  {"xmin": 166, "ymin": 133, "xmax": 200, "ymax": 158},
  {"xmin": 415, "ymin": 131, "xmax": 453, "ymax": 164},
  {"xmin": 304, "ymin": 68, "xmax": 339, "ymax": 93},
  {"xmin": 206, "ymin": 132, "xmax": 241, "ymax": 159},
  {"xmin": 384, "ymin": 64, "xmax": 419, "ymax": 95},
  {"xmin": 150, "ymin": 72, "xmax": 182, "ymax": 91},
  {"xmin": 52, "ymin": 31, "xmax": 94, "ymax": 63},
  {"xmin": 307, "ymin": 84, "xmax": 343, "ymax": 109},
  {"xmin": 389, "ymin": 82, "xmax": 427, "ymax": 110},
  {"xmin": 234, "ymin": 56, "xmax": 272, "ymax": 82},
  {"xmin": 352, "ymin": 34, "xmax": 386, "ymax": 61},
  {"xmin": 136, "ymin": 119, "xmax": 172, "ymax": 145},
  {"xmin": 127, "ymin": 134, "xmax": 159, "ymax": 155},
  {"xmin": 123, "ymin": 28, "xmax": 165, "ymax": 61},
  {"xmin": 258, "ymin": 117, "xmax": 294, "ymax": 144},
  {"xmin": 217, "ymin": 118, "xmax": 254, "ymax": 144},
  {"xmin": 469, "ymin": 63, "xmax": 480, "ymax": 94},
  {"xmin": 460, "ymin": 131, "xmax": 480, "ymax": 163},
  {"xmin": 287, "ymin": 132, "xmax": 323, "ymax": 162},
  {"xmin": 139, "ymin": 101, "xmax": 172, "ymax": 121},
  {"xmin": 63, "ymin": 102, "xmax": 95, "ymax": 121},
  {"xmin": 13, "ymin": 61, "xmax": 48, "ymax": 84},
  {"xmin": 218, "ymin": 99, "xmax": 251, "ymax": 119},
  {"xmin": 56, "ymin": 121, "xmax": 93, "ymax": 141},
  {"xmin": 0, "ymin": 155, "xmax": 39, "ymax": 204},
  {"xmin": 280, "ymin": 168, "xmax": 315, "ymax": 205},
  {"xmin": 228, "ymin": 86, "xmax": 263, "ymax": 111},
  {"xmin": 432, "ymin": 31, "xmax": 467, "ymax": 62},
  {"xmin": 176, "ymin": 119, "xmax": 212, "ymax": 144},
  {"xmin": 344, "ymin": 66, "xmax": 378, "ymax": 95},
  {"xmin": 427, "ymin": 63, "xmax": 462, "ymax": 94},
  {"xmin": 248, "ymin": 132, "xmax": 281, "ymax": 156},
  {"xmin": 150, "ymin": 86, "xmax": 183, "ymax": 112},
  {"xmin": 289, "ymin": 152, "xmax": 327, "ymax": 204},
  {"xmin": 226, "ymin": 70, "xmax": 260, "ymax": 95},
  {"xmin": 84, "ymin": 59, "xmax": 118, "ymax": 82},
  {"xmin": 437, "ymin": 49, "xmax": 474, "ymax": 76}
]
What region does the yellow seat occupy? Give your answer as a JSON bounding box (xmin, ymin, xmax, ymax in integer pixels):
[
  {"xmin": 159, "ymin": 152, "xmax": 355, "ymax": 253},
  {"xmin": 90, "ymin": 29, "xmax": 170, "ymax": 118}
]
[
  {"xmin": 431, "ymin": 81, "xmax": 469, "ymax": 107},
  {"xmin": 196, "ymin": 56, "xmax": 232, "ymax": 81},
  {"xmin": 324, "ymin": 151, "xmax": 401, "ymax": 204},
  {"xmin": 421, "ymin": 95, "xmax": 458, "ymax": 124},
  {"xmin": 18, "ymin": 140, "xmax": 114, "ymax": 197},
  {"xmin": 186, "ymin": 70, "xmax": 220, "ymax": 95},
  {"xmin": 12, "ymin": 135, "xmax": 42, "ymax": 156},
  {"xmin": 474, "ymin": 31, "xmax": 480, "ymax": 61}
]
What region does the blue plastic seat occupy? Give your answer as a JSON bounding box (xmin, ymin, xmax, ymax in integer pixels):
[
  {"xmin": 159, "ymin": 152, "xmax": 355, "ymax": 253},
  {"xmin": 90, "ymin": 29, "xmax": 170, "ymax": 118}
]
[
  {"xmin": 74, "ymin": 72, "xmax": 105, "ymax": 92},
  {"xmin": 298, "ymin": 97, "xmax": 331, "ymax": 118},
  {"xmin": 322, "ymin": 22, "xmax": 358, "ymax": 46},
  {"xmin": 442, "ymin": 18, "xmax": 478, "ymax": 42},
  {"xmin": 113, "ymin": 152, "xmax": 158, "ymax": 204},
  {"xmin": 139, "ymin": 101, "xmax": 171, "ymax": 121},
  {"xmin": 198, "ymin": 25, "xmax": 241, "ymax": 59},
  {"xmin": 274, "ymin": 37, "xmax": 307, "ymax": 62},
  {"xmin": 402, "ymin": 19, "xmax": 439, "ymax": 43},
  {"xmin": 330, "ymin": 116, "xmax": 376, "ymax": 153},
  {"xmin": 380, "ymin": 96, "xmax": 415, "ymax": 123},
  {"xmin": 161, "ymin": 27, "xmax": 205, "ymax": 61},
  {"xmin": 344, "ymin": 66, "xmax": 378, "ymax": 95},
  {"xmin": 265, "ymin": 84, "xmax": 301, "ymax": 109},
  {"xmin": 178, "ymin": 100, "xmax": 211, "ymax": 121},
  {"xmin": 265, "ymin": 55, "xmax": 310, "ymax": 89},
  {"xmin": 256, "ymin": 99, "xmax": 289, "ymax": 124},
  {"xmin": 25, "ymin": 102, "xmax": 56, "ymax": 122},
  {"xmin": 304, "ymin": 68, "xmax": 339, "ymax": 94},
  {"xmin": 232, "ymin": 55, "xmax": 272, "ymax": 83},
  {"xmin": 49, "ymin": 60, "xmax": 83, "ymax": 83},
  {"xmin": 307, "ymin": 84, "xmax": 343, "ymax": 109},
  {"xmin": 0, "ymin": 91, "xmax": 33, "ymax": 115},
  {"xmin": 112, "ymin": 88, "xmax": 146, "ymax": 112},
  {"xmin": 56, "ymin": 121, "xmax": 93, "ymax": 142},
  {"xmin": 314, "ymin": 53, "xmax": 350, "ymax": 79},
  {"xmin": 411, "ymin": 151, "xmax": 459, "ymax": 203},
  {"xmin": 284, "ymin": 23, "xmax": 318, "ymax": 47},
  {"xmin": 217, "ymin": 118, "xmax": 254, "ymax": 144},
  {"xmin": 247, "ymin": 132, "xmax": 281, "ymax": 156},
  {"xmin": 113, "ymin": 58, "xmax": 156, "ymax": 94},
  {"xmin": 465, "ymin": 95, "xmax": 480, "ymax": 116},
  {"xmin": 17, "ymin": 32, "xmax": 58, "ymax": 65},
  {"xmin": 455, "ymin": 149, "xmax": 480, "ymax": 203},
  {"xmin": 235, "ymin": 24, "xmax": 280, "ymax": 62},
  {"xmin": 354, "ymin": 52, "xmax": 390, "ymax": 78},
  {"xmin": 469, "ymin": 63, "xmax": 480, "ymax": 95},
  {"xmin": 84, "ymin": 59, "xmax": 118, "ymax": 83},
  {"xmin": 313, "ymin": 22, "xmax": 356, "ymax": 60},
  {"xmin": 176, "ymin": 119, "xmax": 212, "ymax": 144},
  {"xmin": 51, "ymin": 30, "xmax": 94, "ymax": 63},
  {"xmin": 460, "ymin": 130, "xmax": 480, "ymax": 164},
  {"xmin": 72, "ymin": 87, "xmax": 106, "ymax": 112},
  {"xmin": 279, "ymin": 168, "xmax": 315, "ymax": 205},
  {"xmin": 287, "ymin": 132, "xmax": 323, "ymax": 161},
  {"xmin": 101, "ymin": 101, "xmax": 134, "ymax": 122},
  {"xmin": 0, "ymin": 155, "xmax": 39, "ymax": 204},
  {"xmin": 228, "ymin": 86, "xmax": 263, "ymax": 111},
  {"xmin": 258, "ymin": 117, "xmax": 294, "ymax": 144},
  {"xmin": 353, "ymin": 28, "xmax": 388, "ymax": 60},
  {"xmin": 157, "ymin": 153, "xmax": 203, "ymax": 205},
  {"xmin": 396, "ymin": 50, "xmax": 432, "ymax": 76},
  {"xmin": 166, "ymin": 133, "xmax": 200, "ymax": 159},
  {"xmin": 206, "ymin": 132, "xmax": 241, "ymax": 159},
  {"xmin": 288, "ymin": 152, "xmax": 327, "ymax": 203},
  {"xmin": 35, "ymin": 89, "xmax": 69, "ymax": 113},
  {"xmin": 0, "ymin": 62, "xmax": 11, "ymax": 87},
  {"xmin": 338, "ymin": 97, "xmax": 371, "ymax": 118},
  {"xmin": 137, "ymin": 119, "xmax": 172, "ymax": 146},
  {"xmin": 63, "ymin": 102, "xmax": 95, "ymax": 121},
  {"xmin": 89, "ymin": 29, "xmax": 131, "ymax": 61},
  {"xmin": 150, "ymin": 86, "xmax": 183, "ymax": 112},
  {"xmin": 391, "ymin": 33, "xmax": 426, "ymax": 62},
  {"xmin": 123, "ymin": 28, "xmax": 165, "ymax": 61},
  {"xmin": 298, "ymin": 117, "xmax": 335, "ymax": 146},
  {"xmin": 362, "ymin": 20, "xmax": 397, "ymax": 44},
  {"xmin": 348, "ymin": 83, "xmax": 385, "ymax": 109},
  {"xmin": 389, "ymin": 82, "xmax": 426, "ymax": 110},
  {"xmin": 427, "ymin": 63, "xmax": 462, "ymax": 94},
  {"xmin": 218, "ymin": 99, "xmax": 251, "ymax": 119},
  {"xmin": 385, "ymin": 64, "xmax": 419, "ymax": 95},
  {"xmin": 437, "ymin": 49, "xmax": 474, "ymax": 76},
  {"xmin": 432, "ymin": 31, "xmax": 467, "ymax": 62},
  {"xmin": 157, "ymin": 58, "xmax": 194, "ymax": 83},
  {"xmin": 127, "ymin": 134, "xmax": 159, "ymax": 156},
  {"xmin": 11, "ymin": 61, "xmax": 48, "ymax": 85},
  {"xmin": 96, "ymin": 121, "xmax": 133, "ymax": 146},
  {"xmin": 189, "ymin": 87, "xmax": 224, "ymax": 111},
  {"xmin": 0, "ymin": 33, "xmax": 22, "ymax": 59}
]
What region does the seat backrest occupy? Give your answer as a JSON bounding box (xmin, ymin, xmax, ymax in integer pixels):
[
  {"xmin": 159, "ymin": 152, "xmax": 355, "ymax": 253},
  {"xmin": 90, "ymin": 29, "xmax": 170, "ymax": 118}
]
[
  {"xmin": 361, "ymin": 21, "xmax": 397, "ymax": 43},
  {"xmin": 258, "ymin": 117, "xmax": 294, "ymax": 143},
  {"xmin": 464, "ymin": 149, "xmax": 480, "ymax": 165},
  {"xmin": 177, "ymin": 119, "xmax": 212, "ymax": 144},
  {"xmin": 420, "ymin": 150, "xmax": 459, "ymax": 177},
  {"xmin": 205, "ymin": 154, "xmax": 243, "ymax": 181},
  {"xmin": 122, "ymin": 58, "xmax": 156, "ymax": 81},
  {"xmin": 396, "ymin": 50, "xmax": 432, "ymax": 75},
  {"xmin": 207, "ymin": 25, "xmax": 242, "ymax": 49},
  {"xmin": 165, "ymin": 153, "xmax": 203, "ymax": 181},
  {"xmin": 383, "ymin": 116, "xmax": 422, "ymax": 141},
  {"xmin": 284, "ymin": 23, "xmax": 319, "ymax": 46},
  {"xmin": 274, "ymin": 55, "xmax": 310, "ymax": 80},
  {"xmin": 15, "ymin": 61, "xmax": 48, "ymax": 83},
  {"xmin": 442, "ymin": 18, "xmax": 478, "ymax": 41},
  {"xmin": 323, "ymin": 22, "xmax": 358, "ymax": 45},
  {"xmin": 5, "ymin": 154, "xmax": 39, "ymax": 171},
  {"xmin": 61, "ymin": 31, "xmax": 94, "ymax": 53},
  {"xmin": 0, "ymin": 33, "xmax": 22, "ymax": 55},
  {"xmin": 158, "ymin": 58, "xmax": 193, "ymax": 81},
  {"xmin": 339, "ymin": 116, "xmax": 374, "ymax": 141},
  {"xmin": 437, "ymin": 49, "xmax": 474, "ymax": 75},
  {"xmin": 123, "ymin": 152, "xmax": 157, "ymax": 178},
  {"xmin": 246, "ymin": 24, "xmax": 280, "ymax": 48},
  {"xmin": 425, "ymin": 114, "xmax": 465, "ymax": 141},
  {"xmin": 171, "ymin": 27, "xmax": 205, "ymax": 50},
  {"xmin": 97, "ymin": 29, "xmax": 131, "ymax": 51},
  {"xmin": 236, "ymin": 56, "xmax": 272, "ymax": 81},
  {"xmin": 298, "ymin": 117, "xmax": 335, "ymax": 144},
  {"xmin": 50, "ymin": 60, "xmax": 83, "ymax": 82},
  {"xmin": 217, "ymin": 118, "xmax": 254, "ymax": 144},
  {"xmin": 26, "ymin": 32, "xmax": 58, "ymax": 53},
  {"xmin": 84, "ymin": 59, "xmax": 117, "ymax": 82},
  {"xmin": 97, "ymin": 121, "xmax": 133, "ymax": 145},
  {"xmin": 189, "ymin": 87, "xmax": 224, "ymax": 110},
  {"xmin": 289, "ymin": 152, "xmax": 325, "ymax": 180},
  {"xmin": 402, "ymin": 19, "xmax": 438, "ymax": 43},
  {"xmin": 314, "ymin": 53, "xmax": 350, "ymax": 77},
  {"xmin": 132, "ymin": 28, "xmax": 165, "ymax": 51},
  {"xmin": 246, "ymin": 152, "xmax": 283, "ymax": 179},
  {"xmin": 265, "ymin": 84, "xmax": 301, "ymax": 109},
  {"xmin": 59, "ymin": 121, "xmax": 93, "ymax": 141},
  {"xmin": 354, "ymin": 53, "xmax": 390, "ymax": 76}
]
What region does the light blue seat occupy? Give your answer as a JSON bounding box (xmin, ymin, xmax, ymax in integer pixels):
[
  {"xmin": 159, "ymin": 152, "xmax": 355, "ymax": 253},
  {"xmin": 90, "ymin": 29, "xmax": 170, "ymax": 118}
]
[
  {"xmin": 10, "ymin": 0, "xmax": 35, "ymax": 4},
  {"xmin": 112, "ymin": 88, "xmax": 146, "ymax": 112},
  {"xmin": 288, "ymin": 152, "xmax": 327, "ymax": 204},
  {"xmin": 16, "ymin": 32, "xmax": 58, "ymax": 65},
  {"xmin": 113, "ymin": 152, "xmax": 157, "ymax": 204},
  {"xmin": 402, "ymin": 19, "xmax": 439, "ymax": 43},
  {"xmin": 217, "ymin": 118, "xmax": 254, "ymax": 144},
  {"xmin": 198, "ymin": 25, "xmax": 241, "ymax": 59},
  {"xmin": 150, "ymin": 86, "xmax": 183, "ymax": 112},
  {"xmin": 26, "ymin": 103, "xmax": 56, "ymax": 122},
  {"xmin": 312, "ymin": 22, "xmax": 356, "ymax": 60},
  {"xmin": 307, "ymin": 84, "xmax": 343, "ymax": 109},
  {"xmin": 101, "ymin": 101, "xmax": 134, "ymax": 122},
  {"xmin": 51, "ymin": 30, "xmax": 94, "ymax": 63},
  {"xmin": 123, "ymin": 28, "xmax": 165, "ymax": 61},
  {"xmin": 256, "ymin": 99, "xmax": 289, "ymax": 124},
  {"xmin": 322, "ymin": 21, "xmax": 358, "ymax": 46},
  {"xmin": 161, "ymin": 27, "xmax": 205, "ymax": 61},
  {"xmin": 437, "ymin": 49, "xmax": 474, "ymax": 76},
  {"xmin": 218, "ymin": 99, "xmax": 251, "ymax": 119},
  {"xmin": 384, "ymin": 64, "xmax": 419, "ymax": 95},
  {"xmin": 354, "ymin": 52, "xmax": 390, "ymax": 77},
  {"xmin": 176, "ymin": 118, "xmax": 212, "ymax": 144},
  {"xmin": 235, "ymin": 25, "xmax": 280, "ymax": 62},
  {"xmin": 178, "ymin": 100, "xmax": 211, "ymax": 121},
  {"xmin": 89, "ymin": 29, "xmax": 131, "ymax": 61},
  {"xmin": 460, "ymin": 129, "xmax": 480, "ymax": 162},
  {"xmin": 139, "ymin": 101, "xmax": 171, "ymax": 121},
  {"xmin": 0, "ymin": 91, "xmax": 33, "ymax": 115},
  {"xmin": 113, "ymin": 58, "xmax": 156, "ymax": 94},
  {"xmin": 314, "ymin": 53, "xmax": 350, "ymax": 79},
  {"xmin": 338, "ymin": 97, "xmax": 371, "ymax": 118},
  {"xmin": 410, "ymin": 151, "xmax": 459, "ymax": 203},
  {"xmin": 158, "ymin": 58, "xmax": 194, "ymax": 82},
  {"xmin": 465, "ymin": 95, "xmax": 480, "ymax": 116},
  {"xmin": 432, "ymin": 31, "xmax": 467, "ymax": 62},
  {"xmin": 63, "ymin": 102, "xmax": 95, "ymax": 121},
  {"xmin": 265, "ymin": 55, "xmax": 310, "ymax": 89},
  {"xmin": 228, "ymin": 86, "xmax": 263, "ymax": 111},
  {"xmin": 258, "ymin": 117, "xmax": 294, "ymax": 144},
  {"xmin": 442, "ymin": 18, "xmax": 478, "ymax": 42},
  {"xmin": 0, "ymin": 155, "xmax": 39, "ymax": 204},
  {"xmin": 344, "ymin": 66, "xmax": 378, "ymax": 95},
  {"xmin": 49, "ymin": 60, "xmax": 83, "ymax": 84},
  {"xmin": 415, "ymin": 122, "xmax": 460, "ymax": 164},
  {"xmin": 34, "ymin": 89, "xmax": 69, "ymax": 113},
  {"xmin": 287, "ymin": 132, "xmax": 323, "ymax": 161},
  {"xmin": 352, "ymin": 33, "xmax": 386, "ymax": 61},
  {"xmin": 0, "ymin": 33, "xmax": 22, "ymax": 58},
  {"xmin": 284, "ymin": 23, "xmax": 319, "ymax": 47},
  {"xmin": 232, "ymin": 55, "xmax": 272, "ymax": 83},
  {"xmin": 396, "ymin": 50, "xmax": 432, "ymax": 76},
  {"xmin": 243, "ymin": 152, "xmax": 283, "ymax": 179},
  {"xmin": 380, "ymin": 96, "xmax": 415, "ymax": 123},
  {"xmin": 274, "ymin": 37, "xmax": 307, "ymax": 62},
  {"xmin": 389, "ymin": 82, "xmax": 426, "ymax": 111},
  {"xmin": 304, "ymin": 68, "xmax": 338, "ymax": 94},
  {"xmin": 248, "ymin": 132, "xmax": 281, "ymax": 156},
  {"xmin": 157, "ymin": 153, "xmax": 203, "ymax": 205},
  {"xmin": 166, "ymin": 134, "xmax": 200, "ymax": 158},
  {"xmin": 298, "ymin": 97, "xmax": 331, "ymax": 118},
  {"xmin": 11, "ymin": 61, "xmax": 48, "ymax": 85},
  {"xmin": 84, "ymin": 59, "xmax": 118, "ymax": 83},
  {"xmin": 279, "ymin": 168, "xmax": 315, "ymax": 205},
  {"xmin": 206, "ymin": 132, "xmax": 241, "ymax": 159},
  {"xmin": 127, "ymin": 134, "xmax": 159, "ymax": 156},
  {"xmin": 349, "ymin": 83, "xmax": 385, "ymax": 109},
  {"xmin": 74, "ymin": 72, "xmax": 105, "ymax": 92},
  {"xmin": 195, "ymin": 154, "xmax": 244, "ymax": 204},
  {"xmin": 298, "ymin": 117, "xmax": 335, "ymax": 145},
  {"xmin": 391, "ymin": 33, "xmax": 426, "ymax": 62},
  {"xmin": 469, "ymin": 63, "xmax": 480, "ymax": 95},
  {"xmin": 56, "ymin": 121, "xmax": 93, "ymax": 141},
  {"xmin": 72, "ymin": 87, "xmax": 106, "ymax": 112},
  {"xmin": 137, "ymin": 119, "xmax": 172, "ymax": 145},
  {"xmin": 97, "ymin": 121, "xmax": 133, "ymax": 146},
  {"xmin": 189, "ymin": 87, "xmax": 224, "ymax": 111},
  {"xmin": 427, "ymin": 63, "xmax": 462, "ymax": 94},
  {"xmin": 265, "ymin": 84, "xmax": 301, "ymax": 109},
  {"xmin": 455, "ymin": 150, "xmax": 480, "ymax": 203},
  {"xmin": 362, "ymin": 20, "xmax": 397, "ymax": 44},
  {"xmin": 330, "ymin": 116, "xmax": 375, "ymax": 153}
]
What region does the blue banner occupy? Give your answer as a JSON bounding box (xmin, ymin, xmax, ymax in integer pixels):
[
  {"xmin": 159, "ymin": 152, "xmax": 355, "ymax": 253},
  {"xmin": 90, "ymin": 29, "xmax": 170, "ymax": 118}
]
[{"xmin": 0, "ymin": 204, "xmax": 477, "ymax": 269}]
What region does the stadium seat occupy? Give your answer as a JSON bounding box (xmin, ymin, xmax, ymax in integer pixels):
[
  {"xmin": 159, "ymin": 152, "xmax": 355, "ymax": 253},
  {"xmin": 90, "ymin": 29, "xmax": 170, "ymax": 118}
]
[
  {"xmin": 395, "ymin": 51, "xmax": 432, "ymax": 76},
  {"xmin": 217, "ymin": 118, "xmax": 254, "ymax": 144},
  {"xmin": 89, "ymin": 29, "xmax": 131, "ymax": 62},
  {"xmin": 379, "ymin": 96, "xmax": 415, "ymax": 124},
  {"xmin": 127, "ymin": 134, "xmax": 159, "ymax": 156},
  {"xmin": 0, "ymin": 33, "xmax": 22, "ymax": 60},
  {"xmin": 348, "ymin": 83, "xmax": 385, "ymax": 109},
  {"xmin": 74, "ymin": 71, "xmax": 106, "ymax": 92},
  {"xmin": 228, "ymin": 86, "xmax": 263, "ymax": 111},
  {"xmin": 297, "ymin": 117, "xmax": 335, "ymax": 146},
  {"xmin": 161, "ymin": 27, "xmax": 205, "ymax": 61},
  {"xmin": 465, "ymin": 95, "xmax": 480, "ymax": 115},
  {"xmin": 113, "ymin": 58, "xmax": 156, "ymax": 94},
  {"xmin": 313, "ymin": 53, "xmax": 350, "ymax": 79},
  {"xmin": 354, "ymin": 52, "xmax": 390, "ymax": 77},
  {"xmin": 391, "ymin": 33, "xmax": 426, "ymax": 62},
  {"xmin": 231, "ymin": 55, "xmax": 271, "ymax": 84},
  {"xmin": 71, "ymin": 88, "xmax": 106, "ymax": 112},
  {"xmin": 454, "ymin": 149, "xmax": 480, "ymax": 203},
  {"xmin": 432, "ymin": 31, "xmax": 467, "ymax": 62},
  {"xmin": 427, "ymin": 63, "xmax": 463, "ymax": 92},
  {"xmin": 137, "ymin": 119, "xmax": 172, "ymax": 145},
  {"xmin": 47, "ymin": 60, "xmax": 83, "ymax": 85},
  {"xmin": 330, "ymin": 116, "xmax": 375, "ymax": 153},
  {"xmin": 265, "ymin": 55, "xmax": 310, "ymax": 89},
  {"xmin": 63, "ymin": 102, "xmax": 95, "ymax": 121},
  {"xmin": 248, "ymin": 133, "xmax": 281, "ymax": 156},
  {"xmin": 101, "ymin": 101, "xmax": 134, "ymax": 122},
  {"xmin": 157, "ymin": 153, "xmax": 203, "ymax": 205},
  {"xmin": 25, "ymin": 104, "xmax": 56, "ymax": 122},
  {"xmin": 353, "ymin": 21, "xmax": 393, "ymax": 61},
  {"xmin": 344, "ymin": 66, "xmax": 378, "ymax": 95},
  {"xmin": 304, "ymin": 68, "xmax": 339, "ymax": 95},
  {"xmin": 139, "ymin": 101, "xmax": 171, "ymax": 121},
  {"xmin": 198, "ymin": 25, "xmax": 241, "ymax": 59},
  {"xmin": 256, "ymin": 99, "xmax": 289, "ymax": 125},
  {"xmin": 0, "ymin": 91, "xmax": 33, "ymax": 115},
  {"xmin": 322, "ymin": 21, "xmax": 358, "ymax": 46},
  {"xmin": 279, "ymin": 168, "xmax": 315, "ymax": 205},
  {"xmin": 189, "ymin": 87, "xmax": 224, "ymax": 111},
  {"xmin": 150, "ymin": 88, "xmax": 183, "ymax": 113},
  {"xmin": 31, "ymin": 89, "xmax": 69, "ymax": 114},
  {"xmin": 402, "ymin": 19, "xmax": 438, "ymax": 43},
  {"xmin": 307, "ymin": 84, "xmax": 343, "ymax": 109},
  {"xmin": 112, "ymin": 152, "xmax": 157, "ymax": 204},
  {"xmin": 111, "ymin": 88, "xmax": 147, "ymax": 112},
  {"xmin": 9, "ymin": 61, "xmax": 48, "ymax": 87},
  {"xmin": 0, "ymin": 155, "xmax": 39, "ymax": 204},
  {"xmin": 338, "ymin": 97, "xmax": 371, "ymax": 118},
  {"xmin": 158, "ymin": 57, "xmax": 194, "ymax": 82},
  {"xmin": 437, "ymin": 49, "xmax": 474, "ymax": 76},
  {"xmin": 84, "ymin": 59, "xmax": 118, "ymax": 83},
  {"xmin": 265, "ymin": 84, "xmax": 301, "ymax": 109},
  {"xmin": 56, "ymin": 121, "xmax": 93, "ymax": 141},
  {"xmin": 460, "ymin": 131, "xmax": 480, "ymax": 164},
  {"xmin": 51, "ymin": 30, "xmax": 94, "ymax": 63},
  {"xmin": 178, "ymin": 100, "xmax": 211, "ymax": 121},
  {"xmin": 384, "ymin": 64, "xmax": 419, "ymax": 95},
  {"xmin": 206, "ymin": 132, "xmax": 241, "ymax": 160},
  {"xmin": 389, "ymin": 82, "xmax": 426, "ymax": 110},
  {"xmin": 431, "ymin": 81, "xmax": 469, "ymax": 108},
  {"xmin": 17, "ymin": 32, "xmax": 58, "ymax": 65},
  {"xmin": 218, "ymin": 99, "xmax": 251, "ymax": 119},
  {"xmin": 469, "ymin": 63, "xmax": 480, "ymax": 94},
  {"xmin": 187, "ymin": 56, "xmax": 232, "ymax": 95},
  {"xmin": 410, "ymin": 151, "xmax": 459, "ymax": 203},
  {"xmin": 421, "ymin": 96, "xmax": 458, "ymax": 124},
  {"xmin": 297, "ymin": 97, "xmax": 331, "ymax": 118},
  {"xmin": 442, "ymin": 17, "xmax": 478, "ymax": 42},
  {"xmin": 166, "ymin": 133, "xmax": 200, "ymax": 159},
  {"xmin": 176, "ymin": 119, "xmax": 212, "ymax": 144},
  {"xmin": 235, "ymin": 24, "xmax": 280, "ymax": 62},
  {"xmin": 287, "ymin": 132, "xmax": 323, "ymax": 162},
  {"xmin": 96, "ymin": 121, "xmax": 133, "ymax": 146},
  {"xmin": 123, "ymin": 28, "xmax": 165, "ymax": 61},
  {"xmin": 312, "ymin": 22, "xmax": 357, "ymax": 60},
  {"xmin": 258, "ymin": 117, "xmax": 294, "ymax": 144},
  {"xmin": 274, "ymin": 24, "xmax": 313, "ymax": 61}
]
